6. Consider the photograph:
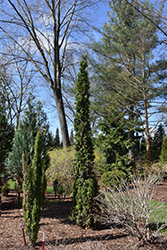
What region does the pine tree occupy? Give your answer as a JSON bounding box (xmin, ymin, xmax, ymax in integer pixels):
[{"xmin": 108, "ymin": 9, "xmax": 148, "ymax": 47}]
[
  {"xmin": 70, "ymin": 55, "xmax": 98, "ymax": 228},
  {"xmin": 91, "ymin": 0, "xmax": 161, "ymax": 164},
  {"xmin": 23, "ymin": 130, "xmax": 49, "ymax": 246}
]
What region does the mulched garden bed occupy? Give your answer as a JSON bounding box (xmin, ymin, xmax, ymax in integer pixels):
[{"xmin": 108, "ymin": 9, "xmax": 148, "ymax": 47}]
[{"xmin": 1, "ymin": 180, "xmax": 167, "ymax": 250}]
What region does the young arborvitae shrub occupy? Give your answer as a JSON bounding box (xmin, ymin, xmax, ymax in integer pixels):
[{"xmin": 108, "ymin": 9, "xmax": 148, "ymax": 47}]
[
  {"xmin": 96, "ymin": 175, "xmax": 167, "ymax": 247},
  {"xmin": 23, "ymin": 130, "xmax": 50, "ymax": 246},
  {"xmin": 70, "ymin": 55, "xmax": 98, "ymax": 228}
]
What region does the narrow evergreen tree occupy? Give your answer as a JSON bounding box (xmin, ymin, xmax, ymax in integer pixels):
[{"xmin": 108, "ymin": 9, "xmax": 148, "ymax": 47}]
[
  {"xmin": 5, "ymin": 95, "xmax": 49, "ymax": 206},
  {"xmin": 54, "ymin": 128, "xmax": 60, "ymax": 148},
  {"xmin": 23, "ymin": 130, "xmax": 49, "ymax": 246},
  {"xmin": 152, "ymin": 124, "xmax": 165, "ymax": 160},
  {"xmin": 69, "ymin": 128, "xmax": 74, "ymax": 145},
  {"xmin": 46, "ymin": 131, "xmax": 54, "ymax": 148},
  {"xmin": 160, "ymin": 134, "xmax": 167, "ymax": 163},
  {"xmin": 70, "ymin": 55, "xmax": 98, "ymax": 228},
  {"xmin": 96, "ymin": 114, "xmax": 133, "ymax": 178}
]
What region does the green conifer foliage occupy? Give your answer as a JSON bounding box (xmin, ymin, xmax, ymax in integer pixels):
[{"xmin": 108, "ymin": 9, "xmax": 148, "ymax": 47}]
[
  {"xmin": 23, "ymin": 130, "xmax": 49, "ymax": 246},
  {"xmin": 54, "ymin": 128, "xmax": 60, "ymax": 148},
  {"xmin": 0, "ymin": 86, "xmax": 14, "ymax": 216},
  {"xmin": 70, "ymin": 128, "xmax": 74, "ymax": 145},
  {"xmin": 0, "ymin": 85, "xmax": 14, "ymax": 171},
  {"xmin": 70, "ymin": 55, "xmax": 98, "ymax": 228},
  {"xmin": 5, "ymin": 95, "xmax": 49, "ymax": 205},
  {"xmin": 160, "ymin": 134, "xmax": 167, "ymax": 163},
  {"xmin": 152, "ymin": 124, "xmax": 165, "ymax": 161}
]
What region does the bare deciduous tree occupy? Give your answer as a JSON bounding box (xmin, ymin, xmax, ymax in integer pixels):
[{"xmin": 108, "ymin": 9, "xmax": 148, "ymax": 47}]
[
  {"xmin": 0, "ymin": 0, "xmax": 103, "ymax": 147},
  {"xmin": 1, "ymin": 59, "xmax": 35, "ymax": 128}
]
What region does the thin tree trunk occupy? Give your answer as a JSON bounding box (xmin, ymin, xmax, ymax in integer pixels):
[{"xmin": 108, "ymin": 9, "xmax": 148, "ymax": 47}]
[
  {"xmin": 143, "ymin": 91, "xmax": 151, "ymax": 162},
  {"xmin": 17, "ymin": 184, "xmax": 21, "ymax": 207},
  {"xmin": 128, "ymin": 105, "xmax": 135, "ymax": 167},
  {"xmin": 142, "ymin": 35, "xmax": 151, "ymax": 162}
]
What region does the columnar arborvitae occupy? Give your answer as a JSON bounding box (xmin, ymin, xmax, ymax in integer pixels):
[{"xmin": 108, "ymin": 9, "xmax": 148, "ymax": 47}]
[
  {"xmin": 70, "ymin": 55, "xmax": 98, "ymax": 228},
  {"xmin": 23, "ymin": 130, "xmax": 49, "ymax": 246}
]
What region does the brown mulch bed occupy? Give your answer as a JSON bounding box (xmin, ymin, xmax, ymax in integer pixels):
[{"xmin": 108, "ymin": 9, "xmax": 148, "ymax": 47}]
[{"xmin": 1, "ymin": 180, "xmax": 167, "ymax": 250}]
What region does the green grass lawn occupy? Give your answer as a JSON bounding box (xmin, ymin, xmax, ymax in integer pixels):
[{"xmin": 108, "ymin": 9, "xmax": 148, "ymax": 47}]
[
  {"xmin": 150, "ymin": 200, "xmax": 167, "ymax": 235},
  {"xmin": 46, "ymin": 185, "xmax": 54, "ymax": 194},
  {"xmin": 7, "ymin": 179, "xmax": 16, "ymax": 190},
  {"xmin": 7, "ymin": 179, "xmax": 54, "ymax": 194}
]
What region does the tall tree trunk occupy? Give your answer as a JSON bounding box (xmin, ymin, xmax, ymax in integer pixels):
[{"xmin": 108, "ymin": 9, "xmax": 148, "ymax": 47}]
[
  {"xmin": 142, "ymin": 36, "xmax": 151, "ymax": 162},
  {"xmin": 143, "ymin": 91, "xmax": 151, "ymax": 162},
  {"xmin": 128, "ymin": 105, "xmax": 135, "ymax": 167},
  {"xmin": 52, "ymin": 3, "xmax": 70, "ymax": 148},
  {"xmin": 53, "ymin": 89, "xmax": 70, "ymax": 148}
]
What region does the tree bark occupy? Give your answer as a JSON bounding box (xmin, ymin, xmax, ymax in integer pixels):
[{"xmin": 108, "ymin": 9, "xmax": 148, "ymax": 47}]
[
  {"xmin": 143, "ymin": 90, "xmax": 151, "ymax": 162},
  {"xmin": 142, "ymin": 35, "xmax": 151, "ymax": 162},
  {"xmin": 53, "ymin": 88, "xmax": 70, "ymax": 147}
]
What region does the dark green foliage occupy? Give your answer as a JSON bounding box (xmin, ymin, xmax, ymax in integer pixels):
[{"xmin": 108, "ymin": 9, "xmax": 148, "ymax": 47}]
[
  {"xmin": 0, "ymin": 89, "xmax": 14, "ymax": 172},
  {"xmin": 70, "ymin": 128, "xmax": 74, "ymax": 145},
  {"xmin": 23, "ymin": 130, "xmax": 49, "ymax": 246},
  {"xmin": 1, "ymin": 183, "xmax": 10, "ymax": 196},
  {"xmin": 101, "ymin": 170, "xmax": 126, "ymax": 188},
  {"xmin": 70, "ymin": 55, "xmax": 98, "ymax": 228},
  {"xmin": 152, "ymin": 124, "xmax": 165, "ymax": 161},
  {"xmin": 46, "ymin": 131, "xmax": 54, "ymax": 148},
  {"xmin": 5, "ymin": 95, "xmax": 49, "ymax": 186},
  {"xmin": 53, "ymin": 179, "xmax": 60, "ymax": 198},
  {"xmin": 53, "ymin": 179, "xmax": 69, "ymax": 200},
  {"xmin": 96, "ymin": 114, "xmax": 133, "ymax": 181},
  {"xmin": 160, "ymin": 134, "xmax": 167, "ymax": 163},
  {"xmin": 0, "ymin": 86, "xmax": 14, "ymax": 216},
  {"xmin": 54, "ymin": 128, "xmax": 60, "ymax": 148}
]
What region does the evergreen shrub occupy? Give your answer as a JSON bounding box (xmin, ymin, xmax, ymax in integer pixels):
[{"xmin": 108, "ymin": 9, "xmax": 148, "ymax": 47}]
[
  {"xmin": 70, "ymin": 55, "xmax": 98, "ymax": 228},
  {"xmin": 101, "ymin": 170, "xmax": 127, "ymax": 188}
]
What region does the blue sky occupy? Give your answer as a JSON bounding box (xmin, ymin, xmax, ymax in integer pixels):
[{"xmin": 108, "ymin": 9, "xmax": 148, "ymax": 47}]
[
  {"xmin": 39, "ymin": 0, "xmax": 167, "ymax": 137},
  {"xmin": 40, "ymin": 2, "xmax": 110, "ymax": 137}
]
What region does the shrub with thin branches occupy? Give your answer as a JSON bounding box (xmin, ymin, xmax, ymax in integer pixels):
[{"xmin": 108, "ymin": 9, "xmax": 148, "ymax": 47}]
[{"xmin": 96, "ymin": 175, "xmax": 167, "ymax": 246}]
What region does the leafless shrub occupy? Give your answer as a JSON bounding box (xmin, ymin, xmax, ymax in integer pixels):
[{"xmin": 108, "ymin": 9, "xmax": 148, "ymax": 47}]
[
  {"xmin": 44, "ymin": 239, "xmax": 106, "ymax": 250},
  {"xmin": 96, "ymin": 174, "xmax": 167, "ymax": 247},
  {"xmin": 23, "ymin": 234, "xmax": 107, "ymax": 250}
]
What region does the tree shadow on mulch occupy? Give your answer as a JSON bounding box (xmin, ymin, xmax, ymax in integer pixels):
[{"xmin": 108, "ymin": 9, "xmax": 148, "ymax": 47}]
[
  {"xmin": 1, "ymin": 190, "xmax": 22, "ymax": 210},
  {"xmin": 36, "ymin": 232, "xmax": 128, "ymax": 248},
  {"xmin": 42, "ymin": 200, "xmax": 73, "ymax": 220}
]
